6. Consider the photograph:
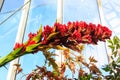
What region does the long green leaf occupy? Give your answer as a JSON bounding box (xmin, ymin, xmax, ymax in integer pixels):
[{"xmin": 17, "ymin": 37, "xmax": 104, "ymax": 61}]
[
  {"xmin": 26, "ymin": 43, "xmax": 39, "ymax": 52},
  {"xmin": 32, "ymin": 26, "xmax": 42, "ymax": 43}
]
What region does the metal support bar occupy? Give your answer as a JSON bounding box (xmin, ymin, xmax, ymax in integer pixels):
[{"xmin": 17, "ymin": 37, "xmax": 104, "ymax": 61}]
[
  {"xmin": 0, "ymin": 0, "xmax": 4, "ymax": 12},
  {"xmin": 57, "ymin": 0, "xmax": 63, "ymax": 23},
  {"xmin": 7, "ymin": 0, "xmax": 31, "ymax": 80},
  {"xmin": 55, "ymin": 0, "xmax": 64, "ymax": 67},
  {"xmin": 97, "ymin": 0, "xmax": 111, "ymax": 63}
]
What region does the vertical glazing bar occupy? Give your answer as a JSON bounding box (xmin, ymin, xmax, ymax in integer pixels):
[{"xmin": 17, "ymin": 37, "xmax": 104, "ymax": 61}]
[
  {"xmin": 7, "ymin": 0, "xmax": 31, "ymax": 80},
  {"xmin": 57, "ymin": 0, "xmax": 63, "ymax": 23},
  {"xmin": 0, "ymin": 0, "xmax": 4, "ymax": 12},
  {"xmin": 55, "ymin": 0, "xmax": 64, "ymax": 67},
  {"xmin": 96, "ymin": 0, "xmax": 111, "ymax": 63}
]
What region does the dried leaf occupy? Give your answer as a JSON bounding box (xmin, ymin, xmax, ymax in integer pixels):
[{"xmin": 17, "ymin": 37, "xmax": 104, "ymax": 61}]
[
  {"xmin": 13, "ymin": 63, "xmax": 21, "ymax": 67},
  {"xmin": 76, "ymin": 56, "xmax": 84, "ymax": 62},
  {"xmin": 89, "ymin": 56, "xmax": 97, "ymax": 63},
  {"xmin": 89, "ymin": 63, "xmax": 101, "ymax": 74},
  {"xmin": 82, "ymin": 62, "xmax": 89, "ymax": 67},
  {"xmin": 17, "ymin": 67, "xmax": 23, "ymax": 74},
  {"xmin": 47, "ymin": 32, "xmax": 59, "ymax": 40},
  {"xmin": 49, "ymin": 58, "xmax": 58, "ymax": 71},
  {"xmin": 76, "ymin": 44, "xmax": 85, "ymax": 52},
  {"xmin": 43, "ymin": 51, "xmax": 59, "ymax": 72},
  {"xmin": 13, "ymin": 64, "xmax": 22, "ymax": 74},
  {"xmin": 66, "ymin": 44, "xmax": 82, "ymax": 53},
  {"xmin": 78, "ymin": 68, "xmax": 85, "ymax": 77},
  {"xmin": 63, "ymin": 49, "xmax": 70, "ymax": 59},
  {"xmin": 55, "ymin": 45, "xmax": 66, "ymax": 50},
  {"xmin": 60, "ymin": 63, "xmax": 66, "ymax": 77},
  {"xmin": 69, "ymin": 61, "xmax": 75, "ymax": 73}
]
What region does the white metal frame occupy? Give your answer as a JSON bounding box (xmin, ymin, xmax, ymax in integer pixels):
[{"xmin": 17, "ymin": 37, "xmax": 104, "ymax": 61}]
[
  {"xmin": 57, "ymin": 0, "xmax": 63, "ymax": 23},
  {"xmin": 0, "ymin": 0, "xmax": 4, "ymax": 12},
  {"xmin": 55, "ymin": 0, "xmax": 64, "ymax": 67},
  {"xmin": 97, "ymin": 0, "xmax": 111, "ymax": 63},
  {"xmin": 7, "ymin": 0, "xmax": 31, "ymax": 80}
]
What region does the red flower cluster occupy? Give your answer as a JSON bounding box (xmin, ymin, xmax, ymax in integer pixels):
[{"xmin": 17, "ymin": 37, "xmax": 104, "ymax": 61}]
[
  {"xmin": 13, "ymin": 43, "xmax": 24, "ymax": 50},
  {"xmin": 42, "ymin": 21, "xmax": 112, "ymax": 45},
  {"xmin": 28, "ymin": 32, "xmax": 37, "ymax": 39},
  {"xmin": 14, "ymin": 21, "xmax": 112, "ymax": 51},
  {"xmin": 14, "ymin": 32, "xmax": 37, "ymax": 50}
]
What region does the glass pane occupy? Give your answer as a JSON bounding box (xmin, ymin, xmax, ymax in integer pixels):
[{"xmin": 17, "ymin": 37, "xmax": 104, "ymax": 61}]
[
  {"xmin": 1, "ymin": 0, "xmax": 24, "ymax": 13},
  {"xmin": 63, "ymin": 0, "xmax": 108, "ymax": 78},
  {"xmin": 0, "ymin": 10, "xmax": 22, "ymax": 80},
  {"xmin": 101, "ymin": 0, "xmax": 120, "ymax": 36},
  {"xmin": 16, "ymin": 0, "xmax": 57, "ymax": 79}
]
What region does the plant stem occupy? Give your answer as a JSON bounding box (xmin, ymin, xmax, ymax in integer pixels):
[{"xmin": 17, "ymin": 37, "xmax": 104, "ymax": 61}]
[
  {"xmin": 0, "ymin": 52, "xmax": 16, "ymax": 67},
  {"xmin": 0, "ymin": 48, "xmax": 27, "ymax": 67}
]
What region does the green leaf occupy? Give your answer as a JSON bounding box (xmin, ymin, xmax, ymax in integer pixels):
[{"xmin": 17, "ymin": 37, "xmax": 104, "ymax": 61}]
[
  {"xmin": 107, "ymin": 39, "xmax": 113, "ymax": 45},
  {"xmin": 32, "ymin": 26, "xmax": 42, "ymax": 43},
  {"xmin": 113, "ymin": 51, "xmax": 117, "ymax": 57},
  {"xmin": 102, "ymin": 65, "xmax": 111, "ymax": 72},
  {"xmin": 108, "ymin": 45, "xmax": 115, "ymax": 52},
  {"xmin": 116, "ymin": 43, "xmax": 120, "ymax": 49},
  {"xmin": 116, "ymin": 57, "xmax": 120, "ymax": 63},
  {"xmin": 26, "ymin": 43, "xmax": 39, "ymax": 52},
  {"xmin": 52, "ymin": 70, "xmax": 59, "ymax": 76},
  {"xmin": 113, "ymin": 36, "xmax": 120, "ymax": 45},
  {"xmin": 0, "ymin": 47, "xmax": 23, "ymax": 67},
  {"xmin": 87, "ymin": 74, "xmax": 92, "ymax": 80},
  {"xmin": 38, "ymin": 24, "xmax": 42, "ymax": 34},
  {"xmin": 12, "ymin": 47, "xmax": 23, "ymax": 55}
]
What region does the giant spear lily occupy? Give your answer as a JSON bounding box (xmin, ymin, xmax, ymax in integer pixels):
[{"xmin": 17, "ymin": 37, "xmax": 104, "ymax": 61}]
[{"xmin": 0, "ymin": 21, "xmax": 112, "ymax": 69}]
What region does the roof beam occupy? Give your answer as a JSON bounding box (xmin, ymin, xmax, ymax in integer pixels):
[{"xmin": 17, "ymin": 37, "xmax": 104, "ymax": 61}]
[{"xmin": 0, "ymin": 0, "xmax": 4, "ymax": 12}]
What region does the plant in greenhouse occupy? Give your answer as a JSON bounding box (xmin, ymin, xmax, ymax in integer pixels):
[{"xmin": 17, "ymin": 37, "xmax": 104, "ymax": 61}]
[
  {"xmin": 0, "ymin": 21, "xmax": 112, "ymax": 80},
  {"xmin": 102, "ymin": 36, "xmax": 120, "ymax": 80},
  {"xmin": 25, "ymin": 36, "xmax": 120, "ymax": 80}
]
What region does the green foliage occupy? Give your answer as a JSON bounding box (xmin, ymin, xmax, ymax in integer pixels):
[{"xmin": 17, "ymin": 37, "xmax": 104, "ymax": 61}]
[
  {"xmin": 79, "ymin": 74, "xmax": 92, "ymax": 80},
  {"xmin": 102, "ymin": 36, "xmax": 120, "ymax": 80},
  {"xmin": 108, "ymin": 36, "xmax": 120, "ymax": 57},
  {"xmin": 26, "ymin": 43, "xmax": 40, "ymax": 52},
  {"xmin": 32, "ymin": 25, "xmax": 42, "ymax": 43},
  {"xmin": 0, "ymin": 47, "xmax": 23, "ymax": 67}
]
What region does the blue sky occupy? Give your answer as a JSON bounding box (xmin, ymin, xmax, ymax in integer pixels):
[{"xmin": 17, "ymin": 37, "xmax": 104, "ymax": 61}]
[
  {"xmin": 0, "ymin": 0, "xmax": 120, "ymax": 80},
  {"xmin": 0, "ymin": 0, "xmax": 57, "ymax": 80}
]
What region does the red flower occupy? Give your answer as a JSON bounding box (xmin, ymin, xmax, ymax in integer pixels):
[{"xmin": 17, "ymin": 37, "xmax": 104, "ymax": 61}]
[
  {"xmin": 94, "ymin": 24, "xmax": 103, "ymax": 38},
  {"xmin": 67, "ymin": 21, "xmax": 73, "ymax": 30},
  {"xmin": 42, "ymin": 25, "xmax": 53, "ymax": 38},
  {"xmin": 41, "ymin": 25, "xmax": 53, "ymax": 45},
  {"xmin": 26, "ymin": 40, "xmax": 36, "ymax": 46},
  {"xmin": 14, "ymin": 43, "xmax": 24, "ymax": 50},
  {"xmin": 76, "ymin": 21, "xmax": 88, "ymax": 34},
  {"xmin": 41, "ymin": 38, "xmax": 48, "ymax": 45},
  {"xmin": 88, "ymin": 23, "xmax": 96, "ymax": 32},
  {"xmin": 28, "ymin": 32, "xmax": 37, "ymax": 39},
  {"xmin": 78, "ymin": 21, "xmax": 88, "ymax": 29},
  {"xmin": 54, "ymin": 23, "xmax": 67, "ymax": 36},
  {"xmin": 101, "ymin": 26, "xmax": 112, "ymax": 40},
  {"xmin": 72, "ymin": 30, "xmax": 81, "ymax": 42},
  {"xmin": 81, "ymin": 34, "xmax": 92, "ymax": 44}
]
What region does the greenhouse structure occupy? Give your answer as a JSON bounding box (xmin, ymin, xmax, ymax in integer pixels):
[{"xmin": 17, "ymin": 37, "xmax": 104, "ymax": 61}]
[{"xmin": 0, "ymin": 0, "xmax": 120, "ymax": 80}]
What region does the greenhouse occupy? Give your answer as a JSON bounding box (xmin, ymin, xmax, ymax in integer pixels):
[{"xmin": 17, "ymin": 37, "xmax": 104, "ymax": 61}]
[{"xmin": 0, "ymin": 0, "xmax": 120, "ymax": 80}]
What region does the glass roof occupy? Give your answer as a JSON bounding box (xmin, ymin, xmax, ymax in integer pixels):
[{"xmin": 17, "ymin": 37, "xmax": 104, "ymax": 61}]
[{"xmin": 0, "ymin": 0, "xmax": 120, "ymax": 79}]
